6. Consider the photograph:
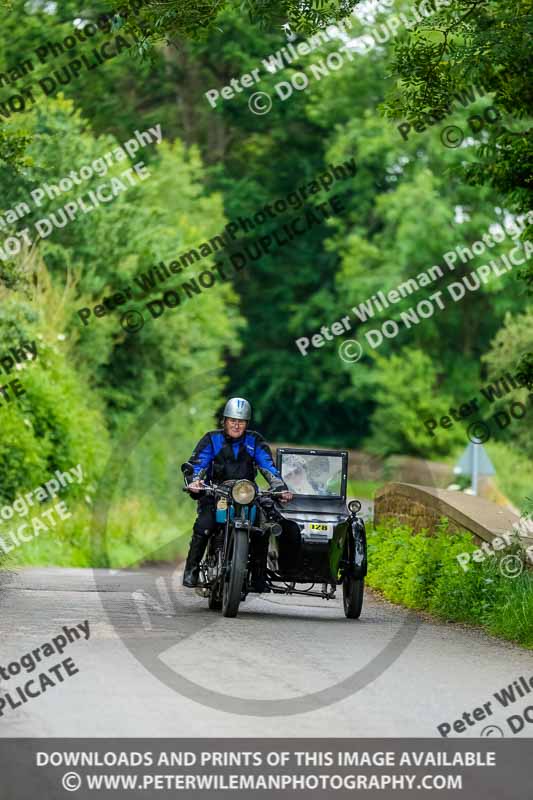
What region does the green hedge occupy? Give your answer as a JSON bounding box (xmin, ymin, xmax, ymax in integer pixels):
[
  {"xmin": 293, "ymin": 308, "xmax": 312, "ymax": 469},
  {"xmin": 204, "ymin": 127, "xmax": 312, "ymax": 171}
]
[
  {"xmin": 367, "ymin": 520, "xmax": 533, "ymax": 648},
  {"xmin": 3, "ymin": 495, "xmax": 194, "ymax": 570}
]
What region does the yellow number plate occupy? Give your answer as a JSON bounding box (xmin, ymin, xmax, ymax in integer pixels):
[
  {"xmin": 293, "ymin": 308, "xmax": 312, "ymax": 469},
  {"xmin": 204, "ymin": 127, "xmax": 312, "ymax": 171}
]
[{"xmin": 310, "ymin": 523, "xmax": 328, "ymax": 531}]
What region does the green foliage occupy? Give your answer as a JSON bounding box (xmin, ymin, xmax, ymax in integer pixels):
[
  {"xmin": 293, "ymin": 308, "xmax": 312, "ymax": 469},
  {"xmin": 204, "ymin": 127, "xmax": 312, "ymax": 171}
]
[
  {"xmin": 0, "ymin": 94, "xmax": 243, "ymax": 568},
  {"xmin": 2, "ymin": 2, "xmax": 528, "ymax": 452},
  {"xmin": 298, "ymin": 17, "xmax": 527, "ymax": 447},
  {"xmin": 346, "ymin": 478, "xmax": 382, "ymax": 499},
  {"xmin": 364, "ymin": 348, "xmax": 466, "ymax": 457},
  {"xmin": 0, "ymin": 95, "xmax": 243, "ymax": 419},
  {"xmin": 481, "ymin": 306, "xmax": 533, "ymax": 458},
  {"xmin": 0, "ymin": 283, "xmax": 109, "ymax": 504},
  {"xmin": 367, "ymin": 520, "xmax": 533, "ymax": 648},
  {"xmin": 0, "ymin": 127, "xmax": 32, "ymax": 172},
  {"xmin": 382, "ymin": 0, "xmax": 533, "ymax": 289},
  {"xmin": 120, "ymin": 0, "xmax": 358, "ymax": 42},
  {"xmin": 484, "ymin": 440, "xmax": 533, "ymax": 512},
  {"xmin": 1, "ymin": 0, "xmax": 531, "ymax": 574},
  {"xmin": 2, "ymin": 492, "xmax": 195, "ymax": 569}
]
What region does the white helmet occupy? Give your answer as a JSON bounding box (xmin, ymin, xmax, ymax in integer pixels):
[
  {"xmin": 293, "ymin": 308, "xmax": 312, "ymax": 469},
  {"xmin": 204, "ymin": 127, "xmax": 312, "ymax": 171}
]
[{"xmin": 223, "ymin": 397, "xmax": 252, "ymax": 421}]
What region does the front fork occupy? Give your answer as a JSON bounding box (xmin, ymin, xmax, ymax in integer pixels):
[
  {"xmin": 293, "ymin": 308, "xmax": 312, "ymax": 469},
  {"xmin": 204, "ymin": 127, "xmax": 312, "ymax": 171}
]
[{"xmin": 222, "ymin": 511, "xmax": 252, "ymax": 576}]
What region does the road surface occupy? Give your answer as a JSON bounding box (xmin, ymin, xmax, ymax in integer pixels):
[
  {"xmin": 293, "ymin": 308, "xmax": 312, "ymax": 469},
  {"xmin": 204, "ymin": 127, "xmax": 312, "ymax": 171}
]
[{"xmin": 1, "ymin": 565, "xmax": 531, "ymax": 738}]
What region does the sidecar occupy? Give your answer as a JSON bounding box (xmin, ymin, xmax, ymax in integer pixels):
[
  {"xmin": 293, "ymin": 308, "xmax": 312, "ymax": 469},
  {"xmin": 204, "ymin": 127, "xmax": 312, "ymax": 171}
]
[{"xmin": 267, "ymin": 447, "xmax": 367, "ymax": 618}]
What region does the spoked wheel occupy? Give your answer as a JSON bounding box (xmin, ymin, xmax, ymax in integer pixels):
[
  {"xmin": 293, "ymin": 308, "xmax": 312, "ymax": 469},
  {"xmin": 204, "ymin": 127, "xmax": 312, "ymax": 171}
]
[
  {"xmin": 222, "ymin": 528, "xmax": 249, "ymax": 618},
  {"xmin": 343, "ymin": 575, "xmax": 364, "ymax": 619}
]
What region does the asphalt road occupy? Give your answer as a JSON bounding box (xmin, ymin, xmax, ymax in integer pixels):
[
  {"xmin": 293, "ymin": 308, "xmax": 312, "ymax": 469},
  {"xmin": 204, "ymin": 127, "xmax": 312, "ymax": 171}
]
[{"xmin": 1, "ymin": 564, "xmax": 531, "ymax": 738}]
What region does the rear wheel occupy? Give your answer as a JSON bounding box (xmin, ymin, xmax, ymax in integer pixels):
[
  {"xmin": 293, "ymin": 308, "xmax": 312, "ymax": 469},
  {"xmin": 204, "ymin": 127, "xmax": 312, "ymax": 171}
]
[
  {"xmin": 343, "ymin": 575, "xmax": 364, "ymax": 619},
  {"xmin": 222, "ymin": 528, "xmax": 249, "ymax": 618}
]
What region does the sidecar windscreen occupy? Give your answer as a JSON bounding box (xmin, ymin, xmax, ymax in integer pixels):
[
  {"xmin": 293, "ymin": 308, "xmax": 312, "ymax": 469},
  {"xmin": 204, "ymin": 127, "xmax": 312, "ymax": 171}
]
[{"xmin": 276, "ymin": 448, "xmax": 347, "ymax": 501}]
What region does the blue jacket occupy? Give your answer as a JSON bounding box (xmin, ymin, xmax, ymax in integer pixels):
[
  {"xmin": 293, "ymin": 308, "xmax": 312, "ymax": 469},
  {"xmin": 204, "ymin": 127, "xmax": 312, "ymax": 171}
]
[{"xmin": 188, "ymin": 429, "xmax": 285, "ymax": 487}]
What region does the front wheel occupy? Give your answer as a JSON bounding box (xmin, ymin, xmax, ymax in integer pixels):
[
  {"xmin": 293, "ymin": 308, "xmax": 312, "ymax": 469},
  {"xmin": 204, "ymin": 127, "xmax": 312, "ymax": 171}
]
[
  {"xmin": 222, "ymin": 528, "xmax": 249, "ymax": 618},
  {"xmin": 343, "ymin": 575, "xmax": 364, "ymax": 619}
]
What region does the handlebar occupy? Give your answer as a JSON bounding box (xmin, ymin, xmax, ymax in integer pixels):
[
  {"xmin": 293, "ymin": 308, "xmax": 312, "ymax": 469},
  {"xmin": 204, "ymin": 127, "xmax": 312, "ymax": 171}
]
[
  {"xmin": 182, "ymin": 481, "xmax": 229, "ymax": 496},
  {"xmin": 182, "ymin": 481, "xmax": 288, "ymax": 500}
]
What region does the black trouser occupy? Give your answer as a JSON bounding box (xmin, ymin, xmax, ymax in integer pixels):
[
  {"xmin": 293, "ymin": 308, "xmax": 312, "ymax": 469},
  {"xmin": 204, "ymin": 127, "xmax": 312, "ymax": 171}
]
[{"xmin": 193, "ymin": 496, "xmax": 217, "ymax": 539}]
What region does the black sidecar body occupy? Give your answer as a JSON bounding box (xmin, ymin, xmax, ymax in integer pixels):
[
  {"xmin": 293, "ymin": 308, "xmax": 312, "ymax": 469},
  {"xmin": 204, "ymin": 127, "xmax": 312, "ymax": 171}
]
[{"xmin": 267, "ymin": 447, "xmax": 367, "ymax": 617}]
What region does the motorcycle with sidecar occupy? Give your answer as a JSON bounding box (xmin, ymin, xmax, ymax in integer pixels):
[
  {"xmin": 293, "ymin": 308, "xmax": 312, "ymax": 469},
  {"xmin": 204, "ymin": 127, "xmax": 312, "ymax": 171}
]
[{"xmin": 182, "ymin": 447, "xmax": 367, "ymax": 619}]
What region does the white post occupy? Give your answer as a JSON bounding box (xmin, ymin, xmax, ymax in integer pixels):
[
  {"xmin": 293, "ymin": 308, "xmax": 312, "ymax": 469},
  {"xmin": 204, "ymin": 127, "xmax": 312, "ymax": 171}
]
[{"xmin": 471, "ymin": 444, "xmax": 479, "ymax": 495}]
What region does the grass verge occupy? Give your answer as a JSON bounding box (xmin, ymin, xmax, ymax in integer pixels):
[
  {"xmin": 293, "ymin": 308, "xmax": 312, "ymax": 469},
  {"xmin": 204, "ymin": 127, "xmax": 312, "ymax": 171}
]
[
  {"xmin": 1, "ymin": 496, "xmax": 194, "ymax": 570},
  {"xmin": 367, "ymin": 519, "xmax": 533, "ymax": 649},
  {"xmin": 347, "ymin": 479, "xmax": 383, "ymax": 500}
]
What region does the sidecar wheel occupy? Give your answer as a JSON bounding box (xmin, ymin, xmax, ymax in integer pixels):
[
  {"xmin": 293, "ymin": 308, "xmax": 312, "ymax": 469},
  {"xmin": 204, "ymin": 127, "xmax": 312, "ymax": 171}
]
[
  {"xmin": 343, "ymin": 576, "xmax": 364, "ymax": 619},
  {"xmin": 222, "ymin": 529, "xmax": 248, "ymax": 618}
]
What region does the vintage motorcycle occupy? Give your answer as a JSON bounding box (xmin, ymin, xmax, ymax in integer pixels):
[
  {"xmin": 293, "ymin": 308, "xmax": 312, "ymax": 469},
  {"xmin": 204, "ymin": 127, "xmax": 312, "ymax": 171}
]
[
  {"xmin": 182, "ymin": 469, "xmax": 284, "ymax": 617},
  {"xmin": 182, "ymin": 447, "xmax": 367, "ymax": 619}
]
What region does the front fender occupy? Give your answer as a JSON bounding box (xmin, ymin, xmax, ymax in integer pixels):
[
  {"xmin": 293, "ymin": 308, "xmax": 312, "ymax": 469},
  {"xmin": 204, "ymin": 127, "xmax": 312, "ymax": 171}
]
[{"xmin": 348, "ymin": 517, "xmax": 367, "ymax": 579}]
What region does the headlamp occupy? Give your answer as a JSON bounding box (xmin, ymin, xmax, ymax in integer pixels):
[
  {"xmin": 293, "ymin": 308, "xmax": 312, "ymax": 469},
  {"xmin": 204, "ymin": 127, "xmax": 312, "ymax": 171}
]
[
  {"xmin": 348, "ymin": 499, "xmax": 362, "ymax": 515},
  {"xmin": 232, "ymin": 480, "xmax": 257, "ymax": 505}
]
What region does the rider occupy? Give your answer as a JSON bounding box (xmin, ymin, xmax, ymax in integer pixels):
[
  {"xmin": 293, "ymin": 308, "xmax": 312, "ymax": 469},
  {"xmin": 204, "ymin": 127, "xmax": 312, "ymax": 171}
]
[{"xmin": 182, "ymin": 397, "xmax": 293, "ymax": 588}]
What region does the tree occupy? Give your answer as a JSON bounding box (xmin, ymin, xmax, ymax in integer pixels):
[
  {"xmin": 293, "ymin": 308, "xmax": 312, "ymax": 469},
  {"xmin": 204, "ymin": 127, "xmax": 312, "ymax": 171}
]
[
  {"xmin": 0, "ymin": 90, "xmax": 245, "ymax": 565},
  {"xmin": 0, "ymin": 95, "xmax": 243, "ymax": 420},
  {"xmin": 481, "ymin": 306, "xmax": 533, "ymax": 458},
  {"xmin": 363, "ymin": 348, "xmax": 465, "ymax": 456},
  {"xmin": 118, "ymin": 0, "xmax": 358, "ymax": 42},
  {"xmin": 2, "ymin": 0, "xmax": 528, "ymax": 457},
  {"xmin": 382, "ymin": 0, "xmax": 532, "ymax": 282},
  {"xmin": 0, "ymin": 251, "xmax": 110, "ymax": 502}
]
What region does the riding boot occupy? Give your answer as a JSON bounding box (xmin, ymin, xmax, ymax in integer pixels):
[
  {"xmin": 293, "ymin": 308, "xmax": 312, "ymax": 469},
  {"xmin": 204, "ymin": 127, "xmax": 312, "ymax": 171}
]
[{"xmin": 182, "ymin": 532, "xmax": 208, "ymax": 587}]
